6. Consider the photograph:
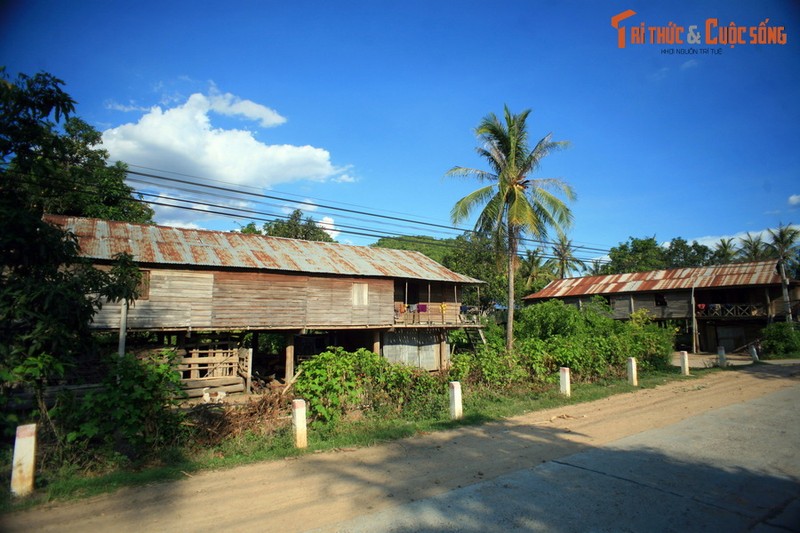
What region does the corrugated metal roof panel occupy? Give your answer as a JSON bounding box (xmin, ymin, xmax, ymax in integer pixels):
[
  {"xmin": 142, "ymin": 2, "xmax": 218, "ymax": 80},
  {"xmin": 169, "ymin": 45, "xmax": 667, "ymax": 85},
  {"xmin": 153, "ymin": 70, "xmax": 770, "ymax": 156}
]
[
  {"xmin": 525, "ymin": 260, "xmax": 787, "ymax": 300},
  {"xmin": 46, "ymin": 215, "xmax": 483, "ymax": 284}
]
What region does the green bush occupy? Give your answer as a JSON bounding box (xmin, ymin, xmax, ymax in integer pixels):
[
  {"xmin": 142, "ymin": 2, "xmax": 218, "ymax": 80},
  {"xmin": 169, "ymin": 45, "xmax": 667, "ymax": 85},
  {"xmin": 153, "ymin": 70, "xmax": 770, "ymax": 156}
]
[
  {"xmin": 513, "ymin": 299, "xmax": 674, "ymax": 382},
  {"xmin": 761, "ymin": 323, "xmax": 800, "ymax": 358},
  {"xmin": 293, "ymin": 347, "xmax": 449, "ymax": 424},
  {"xmin": 53, "ymin": 350, "xmax": 186, "ymax": 464}
]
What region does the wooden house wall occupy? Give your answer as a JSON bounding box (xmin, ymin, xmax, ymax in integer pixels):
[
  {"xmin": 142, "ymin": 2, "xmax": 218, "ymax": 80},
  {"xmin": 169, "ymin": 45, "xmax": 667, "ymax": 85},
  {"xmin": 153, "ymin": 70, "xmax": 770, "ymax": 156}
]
[
  {"xmin": 629, "ymin": 292, "xmax": 691, "ymax": 319},
  {"xmin": 304, "ymin": 277, "xmax": 393, "ymax": 326},
  {"xmin": 93, "ymin": 270, "xmax": 213, "ymax": 329},
  {"xmin": 212, "ymin": 271, "xmax": 308, "ymax": 328},
  {"xmin": 93, "ymin": 267, "xmax": 398, "ymax": 331}
]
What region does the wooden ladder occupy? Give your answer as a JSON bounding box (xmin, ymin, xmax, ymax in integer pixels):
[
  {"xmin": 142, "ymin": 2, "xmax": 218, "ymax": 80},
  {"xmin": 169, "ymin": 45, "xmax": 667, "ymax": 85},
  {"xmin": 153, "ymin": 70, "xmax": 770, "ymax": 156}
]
[{"xmin": 463, "ymin": 327, "xmax": 486, "ymax": 350}]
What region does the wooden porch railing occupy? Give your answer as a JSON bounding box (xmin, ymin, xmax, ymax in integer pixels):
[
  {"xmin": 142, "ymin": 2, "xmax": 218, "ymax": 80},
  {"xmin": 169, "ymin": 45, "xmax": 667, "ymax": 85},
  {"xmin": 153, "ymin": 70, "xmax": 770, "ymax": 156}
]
[
  {"xmin": 696, "ymin": 303, "xmax": 767, "ymax": 318},
  {"xmin": 394, "ymin": 302, "xmax": 479, "ymax": 325}
]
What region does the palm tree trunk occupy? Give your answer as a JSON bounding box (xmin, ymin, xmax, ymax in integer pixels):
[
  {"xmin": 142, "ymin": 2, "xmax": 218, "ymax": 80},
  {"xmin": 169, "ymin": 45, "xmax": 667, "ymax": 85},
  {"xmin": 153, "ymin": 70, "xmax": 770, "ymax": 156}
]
[
  {"xmin": 506, "ymin": 233, "xmax": 516, "ymax": 352},
  {"xmin": 779, "ymin": 261, "xmax": 793, "ymax": 322}
]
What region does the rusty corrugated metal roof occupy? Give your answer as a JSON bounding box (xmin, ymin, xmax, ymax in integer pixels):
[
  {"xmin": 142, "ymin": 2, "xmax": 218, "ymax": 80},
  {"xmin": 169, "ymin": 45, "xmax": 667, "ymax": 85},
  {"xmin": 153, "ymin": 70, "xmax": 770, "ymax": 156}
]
[
  {"xmin": 524, "ymin": 261, "xmax": 788, "ymax": 300},
  {"xmin": 45, "ymin": 215, "xmax": 483, "ymax": 284}
]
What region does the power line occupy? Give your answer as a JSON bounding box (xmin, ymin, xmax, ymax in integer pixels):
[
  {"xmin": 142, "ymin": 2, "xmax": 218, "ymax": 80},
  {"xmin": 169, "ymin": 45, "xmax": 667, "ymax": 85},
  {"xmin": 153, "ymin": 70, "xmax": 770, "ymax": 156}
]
[{"xmin": 125, "ymin": 167, "xmax": 613, "ymax": 255}]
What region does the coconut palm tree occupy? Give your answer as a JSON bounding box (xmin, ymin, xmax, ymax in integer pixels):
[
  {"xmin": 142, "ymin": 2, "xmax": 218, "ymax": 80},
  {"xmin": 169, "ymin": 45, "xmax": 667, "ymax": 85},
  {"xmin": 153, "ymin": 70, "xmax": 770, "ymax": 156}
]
[
  {"xmin": 549, "ymin": 234, "xmax": 585, "ymax": 279},
  {"xmin": 448, "ymin": 106, "xmax": 575, "ymax": 351},
  {"xmin": 518, "ymin": 248, "xmax": 555, "ymax": 293},
  {"xmin": 738, "ymin": 232, "xmax": 768, "ymax": 262},
  {"xmin": 766, "ymin": 223, "xmax": 799, "ymax": 321},
  {"xmin": 711, "ymin": 238, "xmax": 737, "ymax": 265}
]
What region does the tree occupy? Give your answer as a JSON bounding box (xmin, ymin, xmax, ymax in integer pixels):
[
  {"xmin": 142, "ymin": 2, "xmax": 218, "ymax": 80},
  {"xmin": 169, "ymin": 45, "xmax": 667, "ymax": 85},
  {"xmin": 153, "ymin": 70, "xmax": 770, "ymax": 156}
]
[
  {"xmin": 32, "ymin": 118, "xmax": 153, "ymax": 222},
  {"xmin": 442, "ymin": 232, "xmax": 505, "ymax": 310},
  {"xmin": 548, "ymin": 235, "xmax": 585, "ymax": 279},
  {"xmin": 664, "ymin": 237, "xmax": 711, "ymax": 268},
  {"xmin": 766, "ymin": 223, "xmax": 799, "ymax": 322},
  {"xmin": 602, "ymin": 236, "xmax": 666, "ymax": 274},
  {"xmin": 738, "ymin": 232, "xmax": 769, "ymax": 262},
  {"xmin": 518, "ymin": 248, "xmax": 555, "ymax": 293},
  {"xmin": 2, "ymin": 70, "xmax": 153, "ymax": 224},
  {"xmin": 252, "ymin": 209, "xmax": 335, "ymax": 242},
  {"xmin": 1, "ymin": 70, "xmax": 141, "ymax": 437},
  {"xmin": 372, "ymin": 235, "xmax": 455, "ymax": 264},
  {"xmin": 448, "ymin": 106, "xmax": 574, "ymax": 351},
  {"xmin": 710, "ymin": 238, "xmax": 737, "ymax": 265}
]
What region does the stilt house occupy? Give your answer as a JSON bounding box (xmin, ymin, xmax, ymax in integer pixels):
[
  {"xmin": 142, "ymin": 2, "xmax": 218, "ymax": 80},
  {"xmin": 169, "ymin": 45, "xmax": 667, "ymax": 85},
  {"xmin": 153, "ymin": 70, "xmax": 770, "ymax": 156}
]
[
  {"xmin": 523, "ymin": 261, "xmax": 799, "ymax": 353},
  {"xmin": 46, "ymin": 215, "xmax": 484, "ymax": 389}
]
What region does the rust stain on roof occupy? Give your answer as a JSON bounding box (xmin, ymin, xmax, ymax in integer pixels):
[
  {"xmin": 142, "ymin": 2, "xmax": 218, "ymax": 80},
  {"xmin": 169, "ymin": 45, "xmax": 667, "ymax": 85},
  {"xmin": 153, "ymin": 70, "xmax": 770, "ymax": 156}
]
[
  {"xmin": 525, "ymin": 261, "xmax": 787, "ymax": 300},
  {"xmin": 46, "ymin": 215, "xmax": 483, "ymax": 284}
]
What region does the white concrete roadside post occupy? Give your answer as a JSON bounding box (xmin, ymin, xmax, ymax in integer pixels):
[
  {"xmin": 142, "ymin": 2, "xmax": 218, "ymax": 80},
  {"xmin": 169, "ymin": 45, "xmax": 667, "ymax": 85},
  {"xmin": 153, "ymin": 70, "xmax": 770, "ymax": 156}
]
[
  {"xmin": 717, "ymin": 346, "xmax": 727, "ymax": 367},
  {"xmin": 748, "ymin": 344, "xmax": 760, "ymax": 362},
  {"xmin": 292, "ymin": 399, "xmax": 308, "ymax": 449},
  {"xmin": 680, "ymin": 351, "xmax": 690, "ymax": 376},
  {"xmin": 449, "ymin": 381, "xmax": 463, "ymax": 420},
  {"xmin": 560, "ymin": 367, "xmax": 571, "ymax": 398},
  {"xmin": 11, "ymin": 423, "xmax": 37, "ymax": 497},
  {"xmin": 627, "ymin": 357, "xmax": 638, "ymax": 387}
]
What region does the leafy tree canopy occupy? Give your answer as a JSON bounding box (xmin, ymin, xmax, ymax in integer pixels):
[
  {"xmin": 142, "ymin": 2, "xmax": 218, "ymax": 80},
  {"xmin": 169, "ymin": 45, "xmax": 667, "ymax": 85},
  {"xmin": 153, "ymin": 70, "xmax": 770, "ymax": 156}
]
[
  {"xmin": 441, "ymin": 232, "xmax": 506, "ymax": 310},
  {"xmin": 241, "ymin": 209, "xmax": 335, "ymax": 242},
  {"xmin": 1, "ymin": 68, "xmax": 153, "ymax": 224},
  {"xmin": 1, "ymin": 69, "xmax": 143, "ymax": 435},
  {"xmin": 372, "ymin": 235, "xmax": 455, "ymax": 264},
  {"xmin": 601, "ymin": 236, "xmax": 667, "ymax": 274}
]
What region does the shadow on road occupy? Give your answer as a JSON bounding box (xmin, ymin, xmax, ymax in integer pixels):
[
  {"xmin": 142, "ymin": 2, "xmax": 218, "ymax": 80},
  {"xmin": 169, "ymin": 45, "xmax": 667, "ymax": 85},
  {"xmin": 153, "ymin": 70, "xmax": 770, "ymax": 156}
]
[{"xmin": 3, "ymin": 365, "xmax": 799, "ymax": 533}]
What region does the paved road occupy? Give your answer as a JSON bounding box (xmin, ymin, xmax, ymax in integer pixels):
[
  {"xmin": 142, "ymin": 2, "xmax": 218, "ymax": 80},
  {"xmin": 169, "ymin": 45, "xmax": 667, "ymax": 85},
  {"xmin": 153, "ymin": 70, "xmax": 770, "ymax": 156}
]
[{"xmin": 316, "ymin": 385, "xmax": 800, "ymax": 533}]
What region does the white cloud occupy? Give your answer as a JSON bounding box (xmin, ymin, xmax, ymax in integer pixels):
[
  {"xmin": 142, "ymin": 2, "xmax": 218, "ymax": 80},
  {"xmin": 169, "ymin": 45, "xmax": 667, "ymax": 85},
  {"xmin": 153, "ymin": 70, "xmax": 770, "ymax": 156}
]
[
  {"xmin": 105, "ymin": 100, "xmax": 150, "ymax": 113},
  {"xmin": 206, "ymin": 87, "xmax": 286, "ymax": 128},
  {"xmin": 789, "ymin": 194, "xmax": 800, "ymax": 206},
  {"xmin": 158, "ymin": 219, "xmax": 203, "ymax": 230},
  {"xmin": 102, "ymin": 89, "xmax": 347, "ymax": 190},
  {"xmin": 333, "ymin": 173, "xmax": 356, "ymax": 183},
  {"xmin": 680, "ymin": 59, "xmax": 699, "ymax": 70},
  {"xmin": 318, "ymin": 216, "xmax": 340, "ymax": 240}
]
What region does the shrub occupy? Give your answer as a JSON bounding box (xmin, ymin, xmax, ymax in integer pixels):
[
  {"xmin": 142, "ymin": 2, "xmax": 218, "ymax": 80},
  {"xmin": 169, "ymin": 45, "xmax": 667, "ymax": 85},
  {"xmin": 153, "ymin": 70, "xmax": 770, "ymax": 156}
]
[
  {"xmin": 514, "ymin": 299, "xmax": 674, "ymax": 381},
  {"xmin": 293, "ymin": 347, "xmax": 449, "ymax": 424},
  {"xmin": 761, "ymin": 323, "xmax": 800, "ymax": 358},
  {"xmin": 53, "ymin": 349, "xmax": 186, "ymax": 464}
]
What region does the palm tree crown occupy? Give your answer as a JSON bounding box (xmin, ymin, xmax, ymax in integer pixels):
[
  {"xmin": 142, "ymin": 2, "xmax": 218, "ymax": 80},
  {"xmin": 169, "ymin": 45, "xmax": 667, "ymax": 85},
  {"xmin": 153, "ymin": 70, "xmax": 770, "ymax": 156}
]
[
  {"xmin": 448, "ymin": 105, "xmax": 575, "ymax": 350},
  {"xmin": 549, "ymin": 235, "xmax": 585, "ymax": 279},
  {"xmin": 737, "ymin": 232, "xmax": 768, "ymax": 262}
]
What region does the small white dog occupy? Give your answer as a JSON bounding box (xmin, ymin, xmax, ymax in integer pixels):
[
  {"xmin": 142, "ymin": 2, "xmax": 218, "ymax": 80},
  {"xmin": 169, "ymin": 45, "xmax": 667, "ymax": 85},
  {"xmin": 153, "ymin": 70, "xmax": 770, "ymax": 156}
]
[{"xmin": 202, "ymin": 387, "xmax": 227, "ymax": 404}]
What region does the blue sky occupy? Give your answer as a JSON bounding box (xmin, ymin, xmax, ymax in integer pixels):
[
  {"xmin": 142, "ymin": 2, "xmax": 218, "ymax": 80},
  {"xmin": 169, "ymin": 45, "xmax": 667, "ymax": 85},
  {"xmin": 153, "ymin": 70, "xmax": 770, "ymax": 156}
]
[{"xmin": 2, "ymin": 0, "xmax": 798, "ymax": 263}]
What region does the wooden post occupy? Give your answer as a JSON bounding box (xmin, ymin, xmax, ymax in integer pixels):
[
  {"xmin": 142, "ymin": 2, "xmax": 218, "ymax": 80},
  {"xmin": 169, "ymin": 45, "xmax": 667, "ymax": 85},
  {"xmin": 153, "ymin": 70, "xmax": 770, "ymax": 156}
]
[
  {"xmin": 292, "ymin": 399, "xmax": 307, "ymax": 449},
  {"xmin": 717, "ymin": 346, "xmax": 727, "ymax": 367},
  {"xmin": 439, "ymin": 332, "xmax": 449, "ymax": 370},
  {"xmin": 284, "ymin": 334, "xmax": 295, "ymax": 383},
  {"xmin": 559, "ymin": 367, "xmax": 571, "ymax": 397},
  {"xmin": 117, "ymin": 300, "xmax": 128, "ymax": 357},
  {"xmin": 11, "ymin": 424, "xmax": 37, "ymax": 497},
  {"xmin": 372, "ymin": 330, "xmax": 381, "ymax": 354},
  {"xmin": 244, "ymin": 347, "xmax": 253, "ymax": 393},
  {"xmin": 680, "ymin": 350, "xmax": 690, "ymax": 376},
  {"xmin": 449, "ymin": 381, "xmax": 463, "ymax": 420},
  {"xmin": 627, "ymin": 357, "xmax": 638, "ymax": 387}
]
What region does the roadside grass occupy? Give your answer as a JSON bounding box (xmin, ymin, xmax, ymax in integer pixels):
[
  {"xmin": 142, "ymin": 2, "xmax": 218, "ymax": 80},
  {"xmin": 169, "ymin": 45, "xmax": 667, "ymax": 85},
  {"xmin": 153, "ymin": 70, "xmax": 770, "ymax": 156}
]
[{"xmin": 0, "ymin": 366, "xmax": 713, "ymax": 513}]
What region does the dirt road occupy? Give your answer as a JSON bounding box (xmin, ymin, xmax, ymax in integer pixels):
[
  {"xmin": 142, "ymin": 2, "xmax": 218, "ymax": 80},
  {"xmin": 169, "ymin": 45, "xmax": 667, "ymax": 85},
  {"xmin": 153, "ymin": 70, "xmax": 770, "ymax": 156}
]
[{"xmin": 3, "ymin": 362, "xmax": 799, "ymax": 533}]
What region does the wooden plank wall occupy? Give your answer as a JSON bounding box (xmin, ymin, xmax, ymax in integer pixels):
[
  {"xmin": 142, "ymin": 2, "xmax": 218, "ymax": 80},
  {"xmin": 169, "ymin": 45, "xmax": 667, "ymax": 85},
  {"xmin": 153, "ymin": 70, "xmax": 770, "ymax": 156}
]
[
  {"xmin": 305, "ymin": 277, "xmax": 394, "ymax": 326},
  {"xmin": 94, "ymin": 268, "xmax": 398, "ymax": 330},
  {"xmin": 93, "ymin": 271, "xmax": 213, "ymax": 329},
  {"xmin": 213, "ymin": 271, "xmax": 308, "ymax": 327}
]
